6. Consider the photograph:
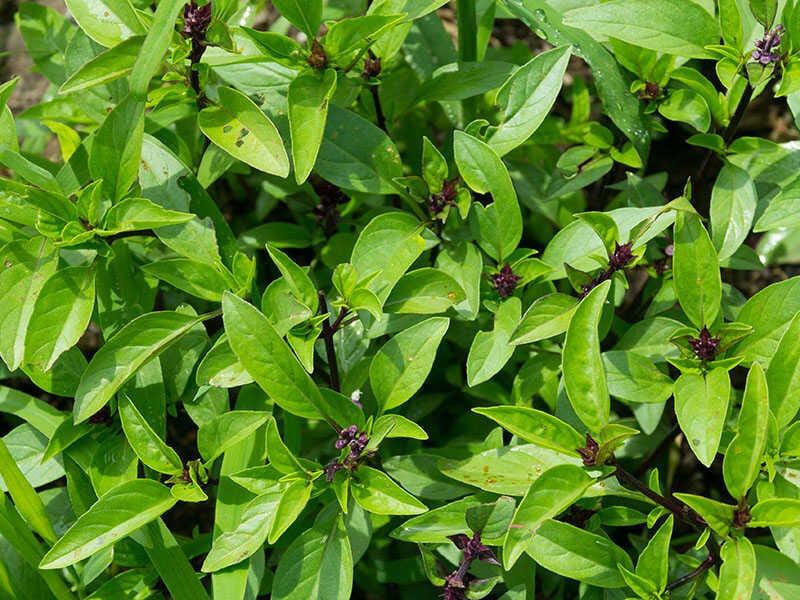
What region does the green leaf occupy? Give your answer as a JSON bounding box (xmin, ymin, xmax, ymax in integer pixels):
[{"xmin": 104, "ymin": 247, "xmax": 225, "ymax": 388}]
[
  {"xmin": 673, "ymin": 492, "xmax": 733, "ymax": 537},
  {"xmin": 271, "ymin": 0, "xmax": 323, "ymax": 37},
  {"xmin": 64, "ymin": 0, "xmax": 144, "ymax": 48},
  {"xmin": 266, "ymin": 244, "xmax": 317, "ymax": 310},
  {"xmin": 563, "ymin": 280, "xmax": 611, "ymax": 434},
  {"xmin": 202, "ymin": 489, "xmax": 282, "ymax": 572},
  {"xmin": 351, "ymin": 466, "xmax": 427, "ymax": 515},
  {"xmin": 415, "ymin": 61, "xmax": 517, "ymax": 104},
  {"xmin": 723, "ymin": 364, "xmax": 769, "ymax": 499},
  {"xmin": 266, "ymin": 417, "xmax": 306, "ymax": 475},
  {"xmin": 98, "ymin": 198, "xmax": 194, "ymax": 233},
  {"xmin": 472, "ymin": 406, "xmax": 584, "ymax": 455},
  {"xmin": 658, "ymin": 89, "xmax": 711, "ymax": 132},
  {"xmin": 563, "ymin": 0, "xmax": 717, "ymax": 58},
  {"xmin": 732, "ymin": 277, "xmax": 800, "ymax": 367},
  {"xmin": 288, "ymin": 69, "xmax": 337, "ymax": 184},
  {"xmin": 455, "ymin": 130, "xmax": 522, "ymax": 261},
  {"xmin": 315, "ymin": 104, "xmax": 403, "ymax": 194},
  {"xmin": 435, "ymin": 241, "xmax": 482, "ymax": 320},
  {"xmin": 510, "ymin": 293, "xmax": 579, "ymax": 345},
  {"xmin": 268, "ymin": 479, "xmax": 313, "ymax": 543},
  {"xmin": 24, "ymin": 265, "xmax": 94, "ymax": 372},
  {"xmin": 466, "ymin": 297, "xmax": 521, "ymax": 386},
  {"xmin": 199, "ymin": 87, "xmax": 289, "ymax": 177},
  {"xmin": 198, "ymin": 411, "xmax": 269, "ymax": 465},
  {"xmin": 222, "ymin": 292, "xmax": 324, "ymax": 419},
  {"xmin": 503, "ymin": 465, "xmax": 593, "ymax": 569},
  {"xmin": 350, "ymin": 212, "xmax": 426, "ymax": 302},
  {"xmin": 466, "ymin": 496, "xmax": 516, "ymax": 538},
  {"xmin": 118, "ymin": 393, "xmax": 183, "ymax": 476},
  {"xmin": 325, "ymin": 14, "xmax": 406, "ymax": 59},
  {"xmin": 498, "ymin": 0, "xmax": 650, "ymax": 162},
  {"xmin": 141, "ymin": 259, "xmax": 231, "ymax": 302},
  {"xmin": 710, "ymin": 164, "xmax": 757, "ymax": 263},
  {"xmin": 59, "ymin": 35, "xmax": 143, "ymax": 94},
  {"xmin": 717, "ymin": 536, "xmax": 756, "ymax": 600},
  {"xmin": 637, "ymin": 515, "xmax": 672, "ymax": 592},
  {"xmin": 489, "ymin": 46, "xmax": 571, "ymax": 157},
  {"xmin": 766, "ymin": 312, "xmax": 800, "ymax": 427},
  {"xmin": 602, "ymin": 351, "xmax": 674, "ymax": 405},
  {"xmin": 73, "ymin": 311, "xmax": 203, "ymax": 423},
  {"xmin": 673, "ymin": 211, "xmax": 722, "ymax": 328},
  {"xmin": 750, "ymin": 0, "xmax": 779, "ymax": 27},
  {"xmin": 40, "ymin": 479, "xmax": 177, "ymax": 569},
  {"xmin": 390, "ymin": 497, "xmax": 482, "ymax": 543},
  {"xmin": 750, "ymin": 498, "xmax": 800, "ymax": 527},
  {"xmin": 272, "ymin": 518, "xmax": 353, "ymax": 600},
  {"xmin": 369, "ymin": 316, "xmax": 449, "ymax": 411},
  {"xmin": 527, "ymin": 519, "xmax": 633, "ymax": 588},
  {"xmin": 0, "ymin": 238, "xmax": 58, "ymax": 371},
  {"xmin": 385, "ymin": 268, "xmax": 466, "ymax": 314},
  {"xmin": 90, "ymin": 95, "xmax": 145, "ymax": 201},
  {"xmin": 674, "ymin": 368, "xmax": 730, "ymax": 467}
]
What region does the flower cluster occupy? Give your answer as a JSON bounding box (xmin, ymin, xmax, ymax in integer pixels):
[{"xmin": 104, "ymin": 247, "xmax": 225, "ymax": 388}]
[
  {"xmin": 428, "ymin": 177, "xmax": 459, "ymax": 216},
  {"xmin": 440, "ymin": 532, "xmax": 500, "ymax": 600},
  {"xmin": 324, "ymin": 425, "xmax": 370, "ymax": 482},
  {"xmin": 689, "ymin": 326, "xmax": 720, "ymax": 362},
  {"xmin": 490, "ymin": 263, "xmax": 522, "ymax": 298},
  {"xmin": 362, "ymin": 50, "xmax": 382, "ymax": 79},
  {"xmin": 576, "ymin": 433, "xmax": 600, "ymax": 467},
  {"xmin": 181, "ymin": 1, "xmax": 212, "ymax": 39},
  {"xmin": 753, "ymin": 25, "xmax": 785, "ymax": 65},
  {"xmin": 580, "ymin": 241, "xmax": 635, "ymax": 297}
]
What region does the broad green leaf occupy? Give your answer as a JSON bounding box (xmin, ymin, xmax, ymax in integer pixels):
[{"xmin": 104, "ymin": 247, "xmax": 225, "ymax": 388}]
[
  {"xmin": 272, "ymin": 518, "xmax": 352, "ymax": 600},
  {"xmin": 415, "ymin": 61, "xmax": 517, "ymax": 104},
  {"xmin": 375, "ymin": 413, "xmax": 428, "ymax": 440},
  {"xmin": 563, "ymin": 0, "xmax": 717, "ymax": 58},
  {"xmin": 73, "ymin": 311, "xmax": 203, "ymax": 423},
  {"xmin": 369, "ymin": 317, "xmax": 449, "ymax": 411},
  {"xmin": 266, "ymin": 417, "xmax": 306, "ymax": 475},
  {"xmin": 15, "ymin": 3, "xmax": 74, "ymax": 85},
  {"xmin": 498, "ymin": 0, "xmax": 650, "ymax": 162},
  {"xmin": 717, "ymin": 536, "xmax": 756, "ymax": 600},
  {"xmin": 466, "ymin": 297, "xmax": 521, "ymax": 386},
  {"xmin": 268, "ymin": 479, "xmax": 313, "ymax": 543},
  {"xmin": 637, "ymin": 515, "xmax": 673, "ymax": 592},
  {"xmin": 0, "ymin": 238, "xmax": 58, "ymax": 371},
  {"xmin": 723, "ymin": 364, "xmax": 769, "ymax": 499},
  {"xmin": 64, "ymin": 0, "xmax": 144, "ymax": 48},
  {"xmin": 383, "ymin": 454, "xmax": 472, "ymax": 501},
  {"xmin": 24, "ymin": 266, "xmax": 95, "ymax": 371},
  {"xmin": 563, "ymin": 280, "xmax": 611, "ymax": 434},
  {"xmin": 710, "ymin": 164, "xmax": 757, "ymax": 262},
  {"xmin": 503, "ymin": 465, "xmax": 593, "ymax": 569},
  {"xmin": 141, "ymin": 259, "xmax": 231, "ymax": 303},
  {"xmin": 435, "ymin": 241, "xmax": 482, "ymax": 320},
  {"xmin": 674, "ymin": 368, "xmax": 730, "ymax": 467},
  {"xmin": 129, "ymin": 0, "xmax": 191, "ymax": 97},
  {"xmin": 527, "ymin": 520, "xmax": 633, "ymax": 588},
  {"xmin": 466, "ymin": 496, "xmax": 516, "ymax": 539},
  {"xmin": 472, "ymin": 406, "xmax": 584, "ymax": 455},
  {"xmin": 315, "ymin": 104, "xmax": 403, "ymax": 194},
  {"xmin": 732, "ymin": 277, "xmax": 800, "ymax": 366},
  {"xmin": 196, "ymin": 336, "xmax": 252, "ymax": 388},
  {"xmin": 719, "ymin": 0, "xmax": 744, "ymax": 49},
  {"xmin": 390, "ymin": 497, "xmax": 482, "ymax": 543},
  {"xmin": 198, "ymin": 411, "xmax": 269, "ymax": 465},
  {"xmin": 89, "ymin": 95, "xmax": 144, "ymax": 201},
  {"xmin": 385, "ymin": 268, "xmax": 466, "ymax": 314},
  {"xmin": 271, "ymin": 0, "xmax": 323, "ymax": 37},
  {"xmin": 673, "ymin": 493, "xmax": 734, "ymax": 537},
  {"xmin": 266, "ymin": 244, "xmax": 317, "ymax": 310},
  {"xmin": 351, "ymin": 466, "xmax": 427, "ymax": 515},
  {"xmin": 0, "ymin": 386, "xmax": 65, "ymax": 438},
  {"xmin": 602, "ymin": 351, "xmax": 674, "ymax": 405},
  {"xmin": 202, "ymin": 489, "xmax": 282, "ymax": 572},
  {"xmin": 750, "ymin": 0, "xmax": 779, "ymax": 27},
  {"xmin": 59, "ymin": 35, "xmax": 142, "ymax": 94},
  {"xmin": 325, "ymin": 14, "xmax": 406, "ymax": 59},
  {"xmin": 350, "ymin": 212, "xmax": 426, "ymax": 302},
  {"xmin": 439, "ymin": 444, "xmax": 581, "ymax": 496},
  {"xmin": 673, "ymin": 211, "xmax": 722, "ymax": 328},
  {"xmin": 489, "ymin": 46, "xmax": 571, "ymax": 157},
  {"xmin": 118, "ymin": 393, "xmax": 183, "ymax": 476},
  {"xmin": 222, "ymin": 292, "xmax": 324, "ymax": 419},
  {"xmin": 455, "ymin": 130, "xmax": 522, "ymax": 261},
  {"xmin": 288, "ymin": 69, "xmax": 337, "ymax": 184},
  {"xmin": 767, "ymin": 312, "xmax": 800, "ymax": 427},
  {"xmin": 510, "ymin": 293, "xmax": 579, "ymax": 345},
  {"xmin": 750, "ymin": 498, "xmax": 800, "ymax": 527},
  {"xmin": 199, "ymin": 87, "xmax": 289, "ymax": 177},
  {"xmin": 40, "ymin": 479, "xmax": 177, "ymax": 569}
]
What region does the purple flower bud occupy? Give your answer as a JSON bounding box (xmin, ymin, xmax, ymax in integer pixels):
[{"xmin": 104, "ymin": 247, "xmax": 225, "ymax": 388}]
[
  {"xmin": 689, "ymin": 326, "xmax": 720, "ymax": 362},
  {"xmin": 490, "ymin": 263, "xmax": 522, "ymax": 298},
  {"xmin": 428, "ymin": 177, "xmax": 459, "ymax": 216},
  {"xmin": 576, "ymin": 433, "xmax": 601, "ymax": 467},
  {"xmin": 324, "ymin": 460, "xmax": 343, "ymax": 482},
  {"xmin": 607, "ymin": 241, "xmax": 634, "ymax": 271},
  {"xmin": 182, "ymin": 1, "xmax": 212, "ymax": 38},
  {"xmin": 334, "ymin": 439, "xmax": 348, "ymax": 450},
  {"xmin": 753, "ymin": 25, "xmax": 784, "ymax": 65}
]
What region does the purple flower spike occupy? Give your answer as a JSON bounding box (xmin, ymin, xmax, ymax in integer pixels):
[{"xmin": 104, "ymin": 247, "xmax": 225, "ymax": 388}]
[
  {"xmin": 753, "ymin": 25, "xmax": 785, "ymax": 65},
  {"xmin": 490, "ymin": 263, "xmax": 522, "ymax": 298},
  {"xmin": 182, "ymin": 1, "xmax": 212, "ymax": 38},
  {"xmin": 689, "ymin": 326, "xmax": 720, "ymax": 362}
]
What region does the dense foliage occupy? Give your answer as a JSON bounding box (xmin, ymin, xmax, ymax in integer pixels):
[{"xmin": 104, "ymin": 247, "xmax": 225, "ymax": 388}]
[{"xmin": 3, "ymin": 0, "xmax": 800, "ymax": 598}]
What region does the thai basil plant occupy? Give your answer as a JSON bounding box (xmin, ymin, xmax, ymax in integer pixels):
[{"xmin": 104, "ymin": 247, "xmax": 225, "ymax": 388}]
[{"xmin": 4, "ymin": 0, "xmax": 800, "ymax": 597}]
